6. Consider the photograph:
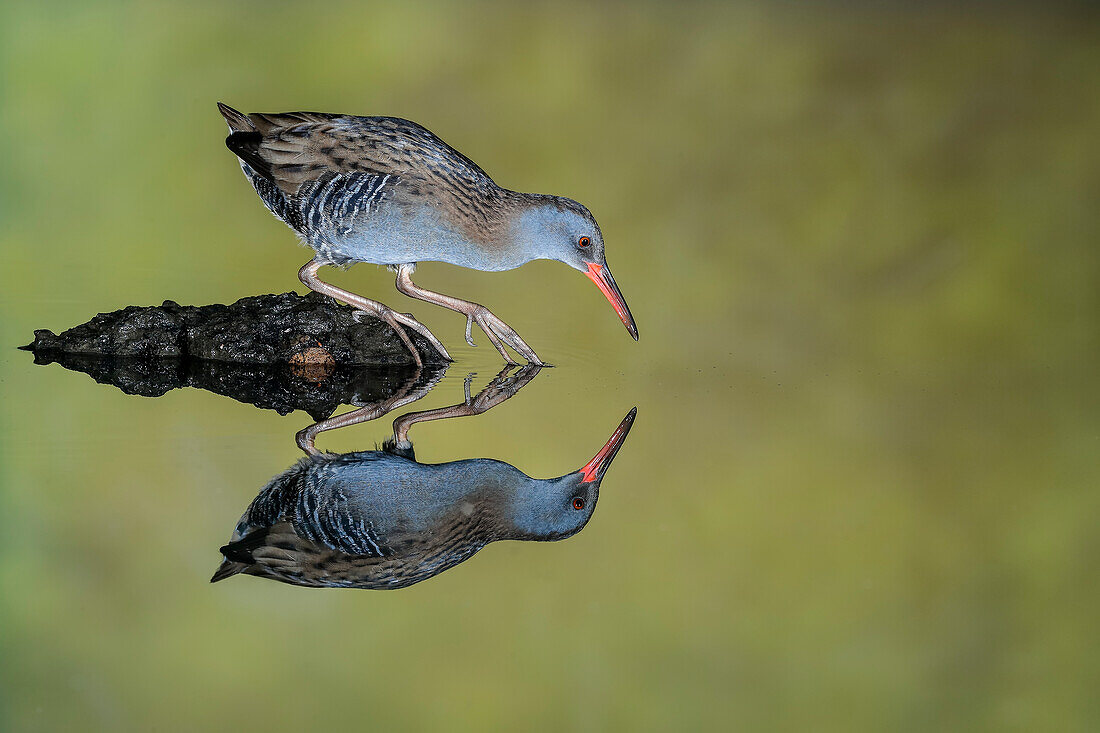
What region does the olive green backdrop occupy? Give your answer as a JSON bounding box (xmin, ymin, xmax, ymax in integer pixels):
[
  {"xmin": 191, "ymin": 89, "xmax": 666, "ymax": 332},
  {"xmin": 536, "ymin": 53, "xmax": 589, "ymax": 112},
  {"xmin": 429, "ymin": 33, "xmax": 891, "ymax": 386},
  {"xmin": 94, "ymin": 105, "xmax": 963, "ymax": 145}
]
[{"xmin": 2, "ymin": 1, "xmax": 1098, "ymax": 731}]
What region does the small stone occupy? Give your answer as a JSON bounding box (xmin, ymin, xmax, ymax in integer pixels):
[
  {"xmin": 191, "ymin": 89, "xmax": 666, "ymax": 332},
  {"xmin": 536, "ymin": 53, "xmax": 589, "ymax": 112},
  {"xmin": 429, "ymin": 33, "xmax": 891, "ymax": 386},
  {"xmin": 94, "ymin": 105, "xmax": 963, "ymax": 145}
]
[{"xmin": 289, "ymin": 345, "xmax": 336, "ymax": 382}]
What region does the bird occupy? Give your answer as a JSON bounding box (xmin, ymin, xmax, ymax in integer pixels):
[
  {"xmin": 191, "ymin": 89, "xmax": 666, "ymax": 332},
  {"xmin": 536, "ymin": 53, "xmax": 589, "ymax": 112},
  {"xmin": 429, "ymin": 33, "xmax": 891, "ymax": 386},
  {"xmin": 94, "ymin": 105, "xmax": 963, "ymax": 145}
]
[
  {"xmin": 211, "ymin": 407, "xmax": 637, "ymax": 589},
  {"xmin": 216, "ymin": 102, "xmax": 638, "ymax": 367}
]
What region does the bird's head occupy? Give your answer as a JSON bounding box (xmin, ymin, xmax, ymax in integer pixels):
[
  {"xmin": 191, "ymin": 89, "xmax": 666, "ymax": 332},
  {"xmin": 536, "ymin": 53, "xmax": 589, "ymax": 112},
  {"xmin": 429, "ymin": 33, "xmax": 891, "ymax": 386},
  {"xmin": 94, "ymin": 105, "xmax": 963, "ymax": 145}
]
[
  {"xmin": 509, "ymin": 408, "xmax": 636, "ymax": 540},
  {"xmin": 514, "ymin": 196, "xmax": 638, "ymax": 340}
]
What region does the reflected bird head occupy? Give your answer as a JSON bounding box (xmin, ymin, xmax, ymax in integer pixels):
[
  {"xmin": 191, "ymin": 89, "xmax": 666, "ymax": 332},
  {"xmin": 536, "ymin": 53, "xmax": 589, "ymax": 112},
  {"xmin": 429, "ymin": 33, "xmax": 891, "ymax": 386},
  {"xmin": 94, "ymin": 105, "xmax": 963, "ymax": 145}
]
[{"xmin": 510, "ymin": 408, "xmax": 637, "ymax": 540}]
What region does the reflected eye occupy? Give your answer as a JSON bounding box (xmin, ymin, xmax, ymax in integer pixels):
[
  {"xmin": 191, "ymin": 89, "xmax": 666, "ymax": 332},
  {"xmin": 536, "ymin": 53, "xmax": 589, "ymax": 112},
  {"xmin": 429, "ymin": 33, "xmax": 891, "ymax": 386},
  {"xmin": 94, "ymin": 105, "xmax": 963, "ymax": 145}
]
[
  {"xmin": 578, "ymin": 236, "xmax": 590, "ymax": 248},
  {"xmin": 572, "ymin": 497, "xmax": 585, "ymax": 510}
]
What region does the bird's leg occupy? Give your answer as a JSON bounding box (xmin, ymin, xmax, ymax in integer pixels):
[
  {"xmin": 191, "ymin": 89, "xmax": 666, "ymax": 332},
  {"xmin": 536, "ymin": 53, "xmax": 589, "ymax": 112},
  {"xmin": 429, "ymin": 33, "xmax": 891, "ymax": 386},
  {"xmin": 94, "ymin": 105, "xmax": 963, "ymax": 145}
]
[
  {"xmin": 394, "ymin": 264, "xmax": 545, "ymax": 365},
  {"xmin": 391, "ymin": 364, "xmax": 542, "ymax": 445},
  {"xmin": 298, "ymin": 259, "xmax": 451, "ymax": 367},
  {"xmin": 295, "ymin": 365, "xmax": 439, "ymax": 455}
]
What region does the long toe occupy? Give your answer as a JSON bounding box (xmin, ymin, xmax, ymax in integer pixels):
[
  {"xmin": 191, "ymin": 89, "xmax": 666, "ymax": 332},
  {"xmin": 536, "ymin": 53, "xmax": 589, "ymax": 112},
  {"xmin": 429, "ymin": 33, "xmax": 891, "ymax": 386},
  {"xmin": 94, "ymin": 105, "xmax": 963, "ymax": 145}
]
[
  {"xmin": 378, "ymin": 311, "xmax": 423, "ymax": 368},
  {"xmin": 482, "ymin": 311, "xmax": 543, "ymax": 365},
  {"xmin": 505, "ymin": 334, "xmax": 543, "ymax": 365},
  {"xmin": 464, "ymin": 315, "xmax": 477, "ymax": 347},
  {"xmin": 391, "ymin": 312, "xmax": 452, "ymax": 362},
  {"xmin": 481, "ymin": 317, "xmax": 518, "ymax": 364},
  {"xmin": 395, "ymin": 326, "xmax": 424, "ymax": 368}
]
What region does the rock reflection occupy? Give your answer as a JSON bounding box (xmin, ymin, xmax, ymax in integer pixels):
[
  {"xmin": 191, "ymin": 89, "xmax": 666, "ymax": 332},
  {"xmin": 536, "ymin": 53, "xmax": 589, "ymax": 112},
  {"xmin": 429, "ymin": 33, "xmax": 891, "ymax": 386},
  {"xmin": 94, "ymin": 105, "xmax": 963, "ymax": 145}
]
[
  {"xmin": 24, "ymin": 349, "xmax": 446, "ymax": 421},
  {"xmin": 213, "ymin": 366, "xmax": 636, "ymax": 590}
]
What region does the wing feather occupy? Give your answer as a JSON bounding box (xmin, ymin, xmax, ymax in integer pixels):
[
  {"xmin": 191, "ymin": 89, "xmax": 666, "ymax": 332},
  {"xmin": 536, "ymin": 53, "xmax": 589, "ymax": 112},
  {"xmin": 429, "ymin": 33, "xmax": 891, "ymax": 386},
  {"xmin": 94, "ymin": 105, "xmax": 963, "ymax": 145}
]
[
  {"xmin": 222, "ymin": 108, "xmax": 507, "ymax": 239},
  {"xmin": 231, "ymin": 112, "xmax": 494, "ymax": 197}
]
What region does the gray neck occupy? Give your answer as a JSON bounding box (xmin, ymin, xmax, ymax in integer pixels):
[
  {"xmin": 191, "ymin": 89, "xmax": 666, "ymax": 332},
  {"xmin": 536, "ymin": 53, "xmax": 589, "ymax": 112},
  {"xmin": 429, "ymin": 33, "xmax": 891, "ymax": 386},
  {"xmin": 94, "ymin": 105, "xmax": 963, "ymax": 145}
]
[
  {"xmin": 505, "ymin": 475, "xmax": 591, "ymax": 542},
  {"xmin": 499, "ymin": 193, "xmax": 565, "ymax": 268}
]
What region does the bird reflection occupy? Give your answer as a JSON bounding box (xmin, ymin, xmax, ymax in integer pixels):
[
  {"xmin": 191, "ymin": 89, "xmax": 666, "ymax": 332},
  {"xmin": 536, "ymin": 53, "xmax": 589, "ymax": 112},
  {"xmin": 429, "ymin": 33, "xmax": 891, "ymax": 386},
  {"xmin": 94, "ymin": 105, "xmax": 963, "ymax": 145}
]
[{"xmin": 213, "ymin": 365, "xmax": 636, "ymax": 589}]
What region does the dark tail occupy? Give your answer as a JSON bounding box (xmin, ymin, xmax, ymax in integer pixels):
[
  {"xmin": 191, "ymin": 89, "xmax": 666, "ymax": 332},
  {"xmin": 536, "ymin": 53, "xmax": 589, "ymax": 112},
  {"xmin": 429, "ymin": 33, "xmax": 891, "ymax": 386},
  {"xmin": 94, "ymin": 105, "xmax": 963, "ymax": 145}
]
[
  {"xmin": 217, "ymin": 102, "xmax": 256, "ymax": 133},
  {"xmin": 210, "ymin": 557, "xmax": 247, "ymax": 583},
  {"xmin": 210, "ymin": 527, "xmax": 273, "ymax": 582},
  {"xmin": 219, "ymin": 103, "xmax": 273, "ymax": 180},
  {"xmin": 210, "ymin": 533, "xmax": 264, "ymax": 582}
]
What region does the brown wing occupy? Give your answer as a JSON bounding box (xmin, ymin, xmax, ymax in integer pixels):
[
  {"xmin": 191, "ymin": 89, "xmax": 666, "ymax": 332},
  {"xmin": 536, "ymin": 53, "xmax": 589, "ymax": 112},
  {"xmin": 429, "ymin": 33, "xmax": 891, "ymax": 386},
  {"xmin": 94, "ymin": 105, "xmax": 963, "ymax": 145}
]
[{"xmin": 227, "ymin": 112, "xmax": 498, "ymax": 203}]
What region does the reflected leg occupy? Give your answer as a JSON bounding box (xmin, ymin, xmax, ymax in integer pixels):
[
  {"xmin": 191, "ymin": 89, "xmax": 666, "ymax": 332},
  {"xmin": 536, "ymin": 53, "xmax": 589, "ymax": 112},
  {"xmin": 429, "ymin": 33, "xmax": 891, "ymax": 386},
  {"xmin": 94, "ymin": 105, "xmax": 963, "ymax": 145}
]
[
  {"xmin": 295, "ymin": 366, "xmax": 444, "ymax": 454},
  {"xmin": 391, "ymin": 363, "xmax": 542, "ymax": 446}
]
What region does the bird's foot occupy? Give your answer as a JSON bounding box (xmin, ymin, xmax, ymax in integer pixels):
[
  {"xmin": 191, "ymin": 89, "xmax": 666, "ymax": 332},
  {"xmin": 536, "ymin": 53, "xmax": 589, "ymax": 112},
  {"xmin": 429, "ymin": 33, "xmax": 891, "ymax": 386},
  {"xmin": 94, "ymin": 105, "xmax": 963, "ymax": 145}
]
[
  {"xmin": 354, "ymin": 307, "xmax": 452, "ymax": 366},
  {"xmin": 462, "ymin": 305, "xmax": 545, "ymax": 366}
]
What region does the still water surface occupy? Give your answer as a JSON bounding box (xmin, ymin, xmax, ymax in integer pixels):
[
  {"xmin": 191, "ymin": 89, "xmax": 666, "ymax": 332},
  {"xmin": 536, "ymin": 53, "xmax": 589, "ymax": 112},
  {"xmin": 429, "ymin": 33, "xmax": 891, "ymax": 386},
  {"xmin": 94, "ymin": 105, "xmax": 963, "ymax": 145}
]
[{"xmin": 9, "ymin": 313, "xmax": 1096, "ymax": 730}]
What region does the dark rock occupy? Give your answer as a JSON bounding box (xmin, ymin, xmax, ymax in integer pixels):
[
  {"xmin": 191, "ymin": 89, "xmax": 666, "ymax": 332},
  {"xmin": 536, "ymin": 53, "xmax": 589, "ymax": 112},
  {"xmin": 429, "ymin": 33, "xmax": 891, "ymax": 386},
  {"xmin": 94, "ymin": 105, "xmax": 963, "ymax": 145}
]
[
  {"xmin": 23, "ymin": 291, "xmax": 447, "ymax": 366},
  {"xmin": 26, "ymin": 350, "xmax": 448, "ymax": 421}
]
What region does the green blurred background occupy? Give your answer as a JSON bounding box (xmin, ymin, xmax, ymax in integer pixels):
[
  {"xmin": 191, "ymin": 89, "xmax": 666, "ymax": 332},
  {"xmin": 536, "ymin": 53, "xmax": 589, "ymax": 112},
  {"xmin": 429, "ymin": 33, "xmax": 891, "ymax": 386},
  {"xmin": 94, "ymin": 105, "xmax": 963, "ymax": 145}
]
[{"xmin": 2, "ymin": 1, "xmax": 1099, "ymax": 730}]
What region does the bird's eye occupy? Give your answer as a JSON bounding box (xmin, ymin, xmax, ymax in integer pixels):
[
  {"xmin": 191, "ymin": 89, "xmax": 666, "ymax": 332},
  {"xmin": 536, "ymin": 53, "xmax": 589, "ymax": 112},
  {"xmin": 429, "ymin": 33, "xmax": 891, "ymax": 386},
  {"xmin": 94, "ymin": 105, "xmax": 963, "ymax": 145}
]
[
  {"xmin": 578, "ymin": 236, "xmax": 590, "ymax": 248},
  {"xmin": 572, "ymin": 497, "xmax": 585, "ymax": 510}
]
